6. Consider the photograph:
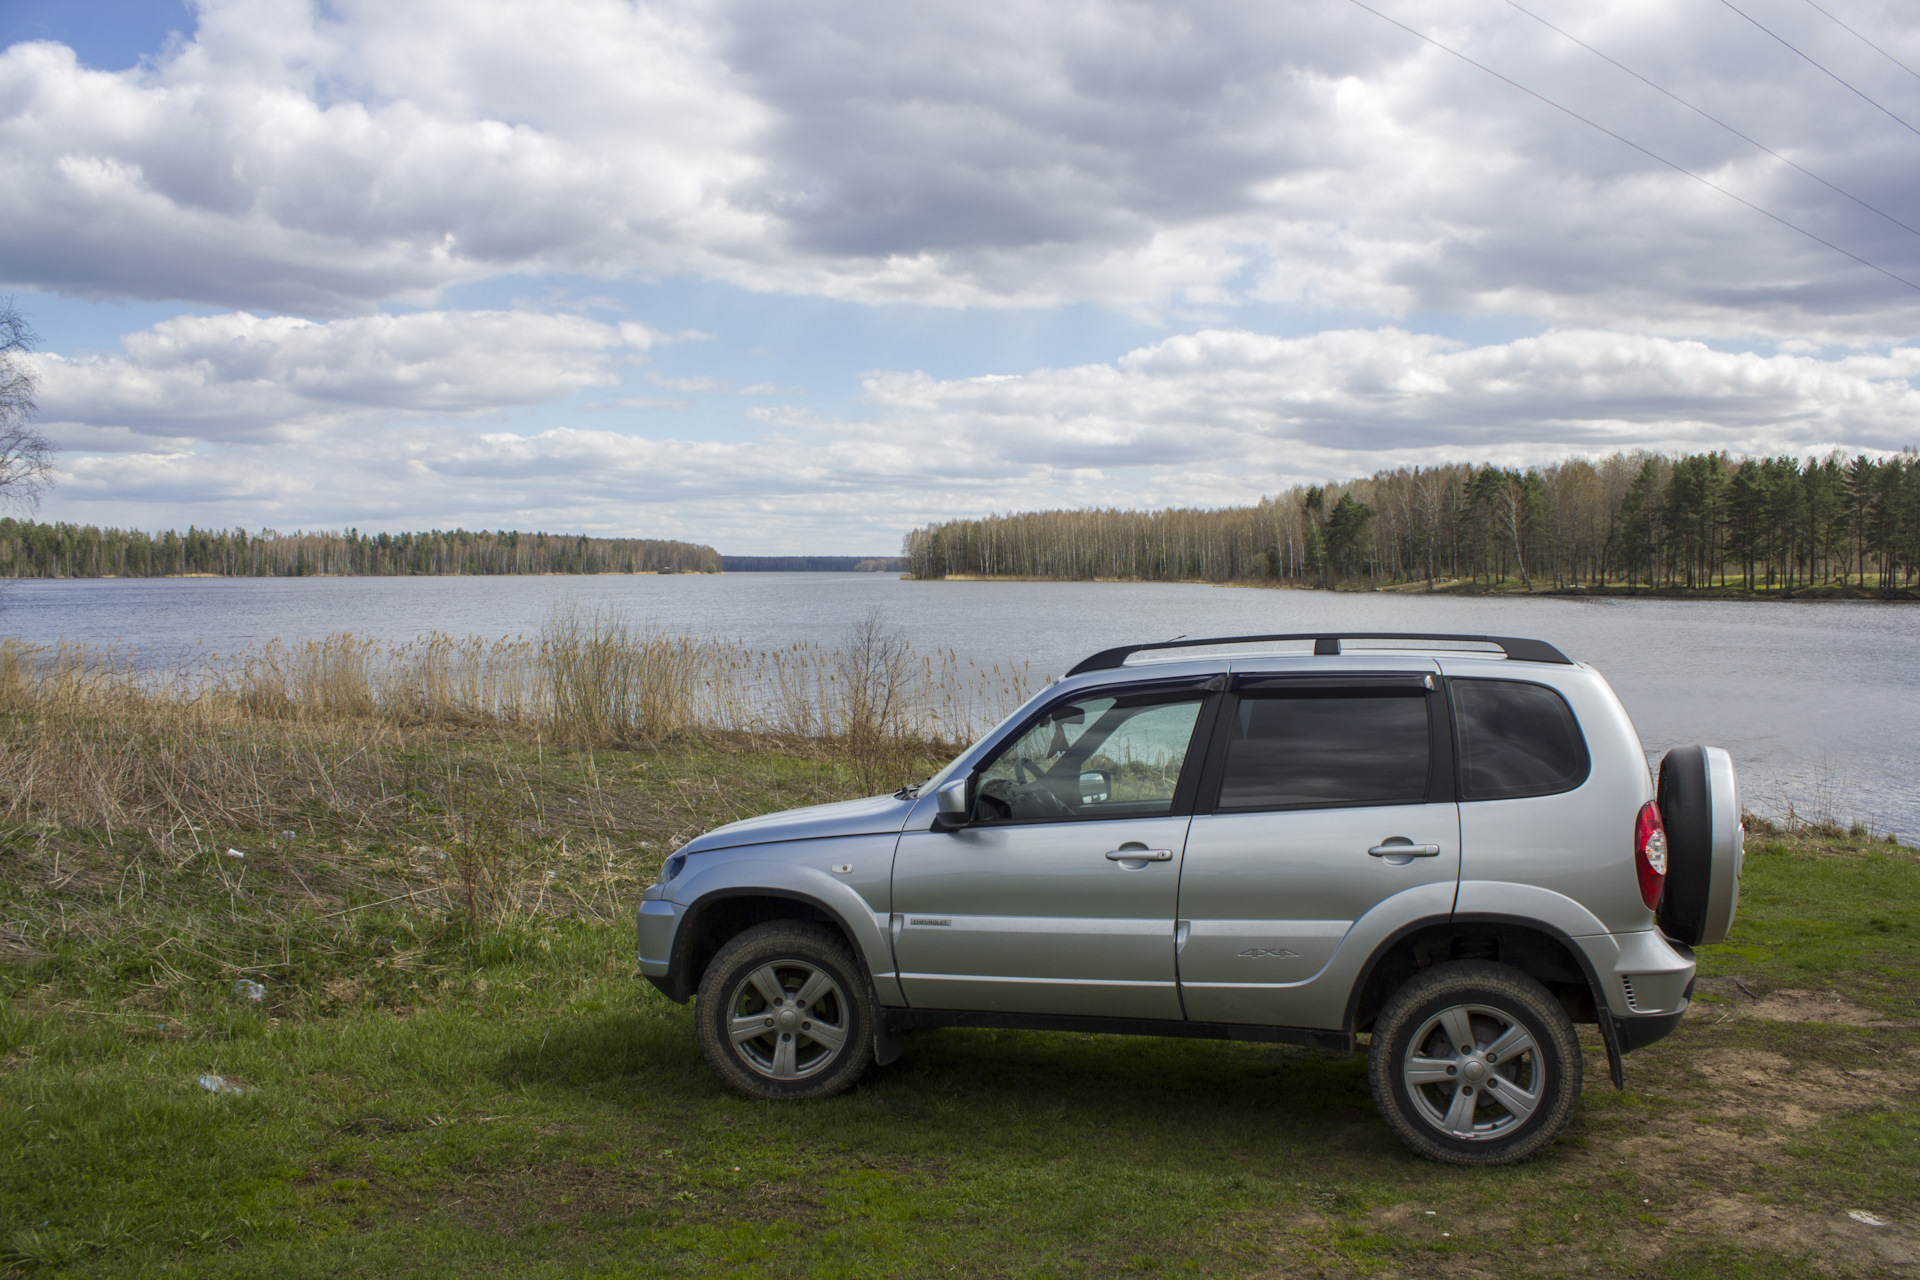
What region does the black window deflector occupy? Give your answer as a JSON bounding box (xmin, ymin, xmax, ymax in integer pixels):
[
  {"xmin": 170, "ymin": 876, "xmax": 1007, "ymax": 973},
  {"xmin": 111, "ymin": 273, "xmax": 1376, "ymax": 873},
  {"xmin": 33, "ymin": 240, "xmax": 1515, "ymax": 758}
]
[{"xmin": 1233, "ymin": 673, "xmax": 1433, "ymax": 693}]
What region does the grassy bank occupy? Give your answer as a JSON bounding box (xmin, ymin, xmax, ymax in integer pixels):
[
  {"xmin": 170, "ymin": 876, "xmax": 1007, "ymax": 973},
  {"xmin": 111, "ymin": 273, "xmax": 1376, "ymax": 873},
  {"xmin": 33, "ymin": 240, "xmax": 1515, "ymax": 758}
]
[{"xmin": 4, "ymin": 665, "xmax": 1919, "ymax": 1276}]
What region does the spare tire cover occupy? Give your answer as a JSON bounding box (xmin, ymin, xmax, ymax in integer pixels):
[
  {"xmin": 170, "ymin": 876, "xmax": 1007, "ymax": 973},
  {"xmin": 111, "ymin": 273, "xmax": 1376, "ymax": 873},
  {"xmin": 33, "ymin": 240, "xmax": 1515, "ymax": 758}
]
[{"xmin": 1656, "ymin": 745, "xmax": 1743, "ymax": 946}]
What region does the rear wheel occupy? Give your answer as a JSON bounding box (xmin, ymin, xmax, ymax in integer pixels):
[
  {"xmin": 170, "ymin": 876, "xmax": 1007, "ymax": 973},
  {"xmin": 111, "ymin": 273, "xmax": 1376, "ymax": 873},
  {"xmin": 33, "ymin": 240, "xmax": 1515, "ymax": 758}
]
[
  {"xmin": 695, "ymin": 921, "xmax": 874, "ymax": 1100},
  {"xmin": 1368, "ymin": 960, "xmax": 1581, "ymax": 1166}
]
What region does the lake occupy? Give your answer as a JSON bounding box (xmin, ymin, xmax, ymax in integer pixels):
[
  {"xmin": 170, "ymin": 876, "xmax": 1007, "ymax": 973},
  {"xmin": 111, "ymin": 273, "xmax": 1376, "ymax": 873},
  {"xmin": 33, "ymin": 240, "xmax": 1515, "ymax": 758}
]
[{"xmin": 2, "ymin": 573, "xmax": 1913, "ymax": 838}]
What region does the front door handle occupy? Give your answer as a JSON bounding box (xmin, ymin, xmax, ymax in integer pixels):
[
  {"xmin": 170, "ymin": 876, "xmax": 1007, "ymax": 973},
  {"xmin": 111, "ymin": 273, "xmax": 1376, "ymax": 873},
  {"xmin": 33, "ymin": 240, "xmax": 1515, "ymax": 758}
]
[
  {"xmin": 1369, "ymin": 841, "xmax": 1441, "ymax": 857},
  {"xmin": 1106, "ymin": 848, "xmax": 1174, "ymax": 861}
]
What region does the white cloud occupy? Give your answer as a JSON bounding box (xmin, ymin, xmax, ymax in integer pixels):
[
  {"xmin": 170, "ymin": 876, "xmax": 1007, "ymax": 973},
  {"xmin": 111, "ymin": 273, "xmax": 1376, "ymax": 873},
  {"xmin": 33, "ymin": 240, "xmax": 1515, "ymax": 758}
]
[
  {"xmin": 17, "ymin": 1, "xmax": 1920, "ymax": 547},
  {"xmin": 648, "ymin": 374, "xmax": 727, "ymax": 393},
  {"xmin": 852, "ymin": 327, "xmax": 1920, "ymax": 487},
  {"xmin": 36, "ymin": 322, "xmax": 1920, "ymax": 550},
  {"xmin": 4, "ymin": 0, "xmax": 1920, "ymax": 333},
  {"xmin": 33, "ymin": 308, "xmax": 648, "ymax": 439}
]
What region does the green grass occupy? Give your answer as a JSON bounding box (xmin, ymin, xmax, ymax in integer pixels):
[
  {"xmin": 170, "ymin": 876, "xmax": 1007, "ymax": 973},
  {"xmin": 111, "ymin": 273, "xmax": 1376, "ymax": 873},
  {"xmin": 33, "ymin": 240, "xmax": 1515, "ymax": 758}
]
[
  {"xmin": 1700, "ymin": 830, "xmax": 1920, "ymax": 998},
  {"xmin": 4, "ymin": 729, "xmax": 1919, "ymax": 1278}
]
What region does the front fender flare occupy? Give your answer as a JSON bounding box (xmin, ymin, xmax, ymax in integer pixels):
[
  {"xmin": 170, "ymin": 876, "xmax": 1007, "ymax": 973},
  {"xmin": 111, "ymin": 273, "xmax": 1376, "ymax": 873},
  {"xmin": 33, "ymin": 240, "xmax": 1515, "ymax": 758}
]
[{"xmin": 663, "ymin": 850, "xmax": 898, "ymax": 1005}]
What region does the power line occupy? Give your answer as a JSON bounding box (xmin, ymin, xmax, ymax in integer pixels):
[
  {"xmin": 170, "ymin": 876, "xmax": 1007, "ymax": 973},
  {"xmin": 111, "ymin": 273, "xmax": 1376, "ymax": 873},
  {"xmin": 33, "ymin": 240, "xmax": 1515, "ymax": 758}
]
[
  {"xmin": 1799, "ymin": 0, "xmax": 1920, "ymax": 86},
  {"xmin": 1341, "ymin": 0, "xmax": 1920, "ymax": 293},
  {"xmin": 1504, "ymin": 0, "xmax": 1920, "ymax": 243},
  {"xmin": 1716, "ymin": 0, "xmax": 1920, "ymax": 139}
]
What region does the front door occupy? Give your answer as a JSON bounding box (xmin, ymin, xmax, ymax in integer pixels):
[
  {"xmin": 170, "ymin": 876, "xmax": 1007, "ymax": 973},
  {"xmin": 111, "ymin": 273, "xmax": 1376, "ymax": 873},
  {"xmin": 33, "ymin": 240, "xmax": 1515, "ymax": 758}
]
[
  {"xmin": 891, "ymin": 682, "xmax": 1217, "ymax": 1019},
  {"xmin": 1177, "ymin": 675, "xmax": 1460, "ymax": 1026}
]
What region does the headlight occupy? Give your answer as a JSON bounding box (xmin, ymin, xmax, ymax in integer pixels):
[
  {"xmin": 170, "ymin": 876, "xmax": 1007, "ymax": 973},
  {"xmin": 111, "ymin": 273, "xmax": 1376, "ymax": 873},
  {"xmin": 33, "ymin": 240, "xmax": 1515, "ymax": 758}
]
[{"xmin": 662, "ymin": 852, "xmax": 688, "ymax": 882}]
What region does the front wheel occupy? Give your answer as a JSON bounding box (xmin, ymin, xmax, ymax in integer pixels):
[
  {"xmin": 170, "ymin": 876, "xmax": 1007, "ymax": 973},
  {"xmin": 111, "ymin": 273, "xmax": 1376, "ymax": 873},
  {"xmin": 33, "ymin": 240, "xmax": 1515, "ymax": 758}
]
[
  {"xmin": 695, "ymin": 921, "xmax": 874, "ymax": 1100},
  {"xmin": 1367, "ymin": 960, "xmax": 1582, "ymax": 1166}
]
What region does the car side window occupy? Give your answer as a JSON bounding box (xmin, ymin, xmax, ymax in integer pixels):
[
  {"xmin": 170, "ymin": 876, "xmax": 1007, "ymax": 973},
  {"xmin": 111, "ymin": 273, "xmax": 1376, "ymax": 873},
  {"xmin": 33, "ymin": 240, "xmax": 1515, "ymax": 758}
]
[
  {"xmin": 1452, "ymin": 678, "xmax": 1590, "ymax": 800},
  {"xmin": 973, "ymin": 690, "xmax": 1206, "ymax": 823},
  {"xmin": 1215, "ymin": 689, "xmax": 1432, "ymax": 811}
]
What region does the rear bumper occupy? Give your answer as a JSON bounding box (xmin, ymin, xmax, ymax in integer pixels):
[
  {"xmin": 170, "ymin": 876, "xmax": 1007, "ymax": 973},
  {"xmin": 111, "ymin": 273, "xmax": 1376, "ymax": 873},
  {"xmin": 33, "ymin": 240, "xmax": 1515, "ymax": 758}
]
[
  {"xmin": 1575, "ymin": 929, "xmax": 1697, "ymax": 1020},
  {"xmin": 1614, "ymin": 1004, "xmax": 1687, "ymax": 1052}
]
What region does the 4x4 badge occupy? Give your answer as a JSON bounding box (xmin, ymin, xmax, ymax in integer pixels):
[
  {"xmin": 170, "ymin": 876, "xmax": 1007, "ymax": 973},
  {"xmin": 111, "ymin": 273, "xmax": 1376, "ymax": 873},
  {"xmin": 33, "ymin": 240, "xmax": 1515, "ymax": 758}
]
[{"xmin": 1237, "ymin": 947, "xmax": 1300, "ymax": 959}]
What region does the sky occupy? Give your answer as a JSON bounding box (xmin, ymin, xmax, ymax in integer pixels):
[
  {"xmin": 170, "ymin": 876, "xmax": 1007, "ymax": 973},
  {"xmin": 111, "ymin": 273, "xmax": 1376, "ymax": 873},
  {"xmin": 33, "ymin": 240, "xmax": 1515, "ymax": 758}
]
[{"xmin": 3, "ymin": 0, "xmax": 1919, "ymax": 554}]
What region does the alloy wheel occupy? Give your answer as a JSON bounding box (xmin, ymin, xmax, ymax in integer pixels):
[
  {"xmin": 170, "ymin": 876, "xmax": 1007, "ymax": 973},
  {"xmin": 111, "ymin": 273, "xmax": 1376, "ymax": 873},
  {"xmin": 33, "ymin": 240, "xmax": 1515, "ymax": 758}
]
[
  {"xmin": 724, "ymin": 960, "xmax": 851, "ymax": 1080},
  {"xmin": 1400, "ymin": 1002, "xmax": 1544, "ymax": 1141}
]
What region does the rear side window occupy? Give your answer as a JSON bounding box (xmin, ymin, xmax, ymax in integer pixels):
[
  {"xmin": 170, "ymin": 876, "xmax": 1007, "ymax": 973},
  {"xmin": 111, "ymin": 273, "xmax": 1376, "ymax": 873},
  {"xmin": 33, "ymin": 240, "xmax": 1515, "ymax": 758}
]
[
  {"xmin": 1452, "ymin": 679, "xmax": 1589, "ymax": 801},
  {"xmin": 1216, "ymin": 690, "xmax": 1431, "ymax": 811}
]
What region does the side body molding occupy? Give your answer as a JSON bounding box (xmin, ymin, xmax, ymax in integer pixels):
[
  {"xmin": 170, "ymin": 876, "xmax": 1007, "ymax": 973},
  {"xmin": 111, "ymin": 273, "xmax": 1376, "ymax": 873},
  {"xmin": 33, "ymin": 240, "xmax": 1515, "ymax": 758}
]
[{"xmin": 655, "ymin": 834, "xmax": 902, "ymax": 1005}]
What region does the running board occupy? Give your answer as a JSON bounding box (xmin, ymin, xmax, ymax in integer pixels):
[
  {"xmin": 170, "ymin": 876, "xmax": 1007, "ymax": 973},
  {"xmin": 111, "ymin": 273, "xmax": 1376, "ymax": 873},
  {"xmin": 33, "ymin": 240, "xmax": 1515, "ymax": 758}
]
[{"xmin": 881, "ymin": 1007, "xmax": 1353, "ymax": 1053}]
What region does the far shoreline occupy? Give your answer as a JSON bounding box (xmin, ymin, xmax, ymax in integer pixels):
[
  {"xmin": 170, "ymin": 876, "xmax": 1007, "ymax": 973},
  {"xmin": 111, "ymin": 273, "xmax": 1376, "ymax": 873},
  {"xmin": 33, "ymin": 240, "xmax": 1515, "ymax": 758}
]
[
  {"xmin": 7, "ymin": 571, "xmax": 1914, "ymax": 601},
  {"xmin": 906, "ymin": 572, "xmax": 1919, "ymax": 602}
]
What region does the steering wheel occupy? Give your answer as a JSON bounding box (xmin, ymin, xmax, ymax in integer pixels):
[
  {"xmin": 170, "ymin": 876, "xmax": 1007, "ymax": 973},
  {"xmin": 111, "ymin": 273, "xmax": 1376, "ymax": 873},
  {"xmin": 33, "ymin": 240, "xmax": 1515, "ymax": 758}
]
[
  {"xmin": 975, "ymin": 786, "xmax": 1014, "ymax": 821},
  {"xmin": 1023, "ymin": 785, "xmax": 1077, "ymax": 818}
]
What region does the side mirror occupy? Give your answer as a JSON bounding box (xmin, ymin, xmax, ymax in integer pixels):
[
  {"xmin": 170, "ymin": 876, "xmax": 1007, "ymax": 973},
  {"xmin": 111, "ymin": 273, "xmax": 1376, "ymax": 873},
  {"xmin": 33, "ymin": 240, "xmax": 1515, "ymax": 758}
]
[
  {"xmin": 932, "ymin": 776, "xmax": 971, "ymax": 830},
  {"xmin": 1079, "ymin": 770, "xmax": 1112, "ymax": 804}
]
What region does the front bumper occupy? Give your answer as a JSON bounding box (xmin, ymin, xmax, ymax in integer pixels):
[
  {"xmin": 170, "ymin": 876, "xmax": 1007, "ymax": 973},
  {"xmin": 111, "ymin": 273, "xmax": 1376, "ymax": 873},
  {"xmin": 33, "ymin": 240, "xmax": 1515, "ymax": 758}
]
[{"xmin": 638, "ymin": 896, "xmax": 681, "ymax": 979}]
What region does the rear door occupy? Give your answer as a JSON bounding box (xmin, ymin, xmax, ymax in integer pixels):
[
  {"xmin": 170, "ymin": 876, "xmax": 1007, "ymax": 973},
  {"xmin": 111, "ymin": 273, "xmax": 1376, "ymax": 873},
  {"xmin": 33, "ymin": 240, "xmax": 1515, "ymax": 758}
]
[{"xmin": 1176, "ymin": 673, "xmax": 1460, "ymax": 1025}]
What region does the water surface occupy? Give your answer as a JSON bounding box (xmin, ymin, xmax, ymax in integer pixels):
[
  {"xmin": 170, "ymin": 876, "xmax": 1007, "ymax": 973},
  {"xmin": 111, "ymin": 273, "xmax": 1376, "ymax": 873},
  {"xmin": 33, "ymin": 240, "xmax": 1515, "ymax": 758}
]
[{"xmin": 3, "ymin": 574, "xmax": 1912, "ymax": 837}]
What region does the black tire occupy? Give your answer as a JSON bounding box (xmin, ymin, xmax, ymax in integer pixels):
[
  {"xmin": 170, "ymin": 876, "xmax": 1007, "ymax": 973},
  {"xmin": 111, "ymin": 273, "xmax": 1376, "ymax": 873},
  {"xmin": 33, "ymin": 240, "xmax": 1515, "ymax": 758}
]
[
  {"xmin": 1367, "ymin": 961, "xmax": 1582, "ymax": 1166},
  {"xmin": 695, "ymin": 921, "xmax": 874, "ymax": 1101},
  {"xmin": 1657, "ymin": 744, "xmax": 1714, "ymax": 945}
]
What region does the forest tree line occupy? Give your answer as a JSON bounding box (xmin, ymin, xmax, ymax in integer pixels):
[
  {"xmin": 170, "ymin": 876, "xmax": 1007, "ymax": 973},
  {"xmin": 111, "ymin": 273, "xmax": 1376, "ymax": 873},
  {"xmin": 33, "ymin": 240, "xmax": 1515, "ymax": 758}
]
[
  {"xmin": 903, "ymin": 450, "xmax": 1920, "ymax": 594},
  {"xmin": 0, "ymin": 521, "xmax": 722, "ymax": 579}
]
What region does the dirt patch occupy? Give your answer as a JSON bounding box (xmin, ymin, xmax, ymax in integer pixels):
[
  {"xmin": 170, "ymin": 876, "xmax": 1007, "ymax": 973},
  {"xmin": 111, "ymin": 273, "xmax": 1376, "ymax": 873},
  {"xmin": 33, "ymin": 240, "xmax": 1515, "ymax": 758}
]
[
  {"xmin": 1687, "ymin": 1049, "xmax": 1904, "ymax": 1131},
  {"xmin": 1548, "ymin": 1039, "xmax": 1920, "ymax": 1278},
  {"xmin": 1692, "ymin": 978, "xmax": 1898, "ymax": 1026},
  {"xmin": 1744, "ymin": 990, "xmax": 1896, "ymax": 1026},
  {"xmin": 321, "ymin": 977, "xmax": 366, "ymax": 1005},
  {"xmin": 1669, "ymin": 1196, "xmax": 1920, "ymax": 1270}
]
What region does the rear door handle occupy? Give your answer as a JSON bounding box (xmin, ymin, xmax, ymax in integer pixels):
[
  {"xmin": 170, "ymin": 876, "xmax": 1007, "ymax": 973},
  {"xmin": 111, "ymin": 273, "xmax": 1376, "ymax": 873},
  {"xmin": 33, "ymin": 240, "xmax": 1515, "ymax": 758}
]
[
  {"xmin": 1369, "ymin": 842, "xmax": 1441, "ymax": 857},
  {"xmin": 1106, "ymin": 848, "xmax": 1174, "ymax": 861}
]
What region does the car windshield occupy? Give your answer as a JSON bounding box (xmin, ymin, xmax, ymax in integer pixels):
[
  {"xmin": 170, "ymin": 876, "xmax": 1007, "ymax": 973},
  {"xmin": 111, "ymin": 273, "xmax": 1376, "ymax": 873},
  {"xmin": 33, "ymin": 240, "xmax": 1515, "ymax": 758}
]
[{"xmin": 910, "ymin": 692, "xmax": 1051, "ymax": 796}]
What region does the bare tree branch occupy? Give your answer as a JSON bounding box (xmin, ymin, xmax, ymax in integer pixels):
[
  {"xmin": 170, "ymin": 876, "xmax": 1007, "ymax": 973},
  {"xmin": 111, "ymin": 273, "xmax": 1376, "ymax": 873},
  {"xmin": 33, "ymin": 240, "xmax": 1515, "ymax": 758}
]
[{"xmin": 0, "ymin": 298, "xmax": 54, "ymax": 512}]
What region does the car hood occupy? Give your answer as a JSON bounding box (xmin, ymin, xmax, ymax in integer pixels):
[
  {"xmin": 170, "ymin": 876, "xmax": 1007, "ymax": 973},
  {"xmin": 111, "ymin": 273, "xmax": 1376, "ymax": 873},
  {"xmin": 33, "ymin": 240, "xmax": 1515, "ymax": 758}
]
[{"xmin": 675, "ymin": 793, "xmax": 913, "ymax": 856}]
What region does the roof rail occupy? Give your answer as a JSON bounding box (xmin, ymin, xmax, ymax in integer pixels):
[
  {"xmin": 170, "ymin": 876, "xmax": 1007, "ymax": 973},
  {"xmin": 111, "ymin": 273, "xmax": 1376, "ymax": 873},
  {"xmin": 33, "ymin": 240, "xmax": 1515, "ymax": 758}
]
[{"xmin": 1065, "ymin": 632, "xmax": 1572, "ymax": 677}]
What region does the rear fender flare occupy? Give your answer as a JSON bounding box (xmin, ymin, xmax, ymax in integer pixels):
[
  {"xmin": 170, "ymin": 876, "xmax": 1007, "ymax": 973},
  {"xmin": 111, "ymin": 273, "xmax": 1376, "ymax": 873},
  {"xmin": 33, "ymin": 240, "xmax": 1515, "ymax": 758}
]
[
  {"xmin": 1452, "ymin": 881, "xmax": 1611, "ymax": 940},
  {"xmin": 1341, "ymin": 909, "xmax": 1627, "ymax": 1087}
]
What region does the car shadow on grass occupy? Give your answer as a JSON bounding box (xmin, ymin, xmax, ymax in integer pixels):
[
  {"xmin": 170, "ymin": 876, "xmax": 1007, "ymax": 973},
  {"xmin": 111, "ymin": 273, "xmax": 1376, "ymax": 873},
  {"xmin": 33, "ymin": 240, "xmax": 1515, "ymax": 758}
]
[
  {"xmin": 498, "ymin": 1010, "xmax": 1399, "ymax": 1163},
  {"xmin": 493, "ymin": 1002, "xmax": 710, "ymax": 1097}
]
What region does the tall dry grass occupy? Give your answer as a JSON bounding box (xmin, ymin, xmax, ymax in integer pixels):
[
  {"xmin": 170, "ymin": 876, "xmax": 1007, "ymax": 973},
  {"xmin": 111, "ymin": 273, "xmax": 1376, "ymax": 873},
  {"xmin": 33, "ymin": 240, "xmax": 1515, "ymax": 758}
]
[
  {"xmin": 0, "ymin": 608, "xmax": 1034, "ymax": 743},
  {"xmin": 0, "ymin": 608, "xmax": 1037, "ymax": 835},
  {"xmin": 0, "ymin": 610, "xmax": 1038, "ymax": 991}
]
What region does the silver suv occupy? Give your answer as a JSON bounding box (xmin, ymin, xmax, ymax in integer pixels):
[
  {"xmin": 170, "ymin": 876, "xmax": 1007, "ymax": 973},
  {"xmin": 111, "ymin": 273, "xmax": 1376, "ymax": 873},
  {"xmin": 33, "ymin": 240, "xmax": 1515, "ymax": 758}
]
[{"xmin": 638, "ymin": 632, "xmax": 1744, "ymax": 1165}]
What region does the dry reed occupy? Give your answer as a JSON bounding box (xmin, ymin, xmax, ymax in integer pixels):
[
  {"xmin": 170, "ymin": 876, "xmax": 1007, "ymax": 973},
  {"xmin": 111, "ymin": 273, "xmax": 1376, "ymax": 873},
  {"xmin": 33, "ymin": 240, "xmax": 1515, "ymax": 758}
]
[
  {"xmin": 0, "ymin": 613, "xmax": 1037, "ymax": 857},
  {"xmin": 0, "ymin": 611, "xmax": 1034, "ymax": 747}
]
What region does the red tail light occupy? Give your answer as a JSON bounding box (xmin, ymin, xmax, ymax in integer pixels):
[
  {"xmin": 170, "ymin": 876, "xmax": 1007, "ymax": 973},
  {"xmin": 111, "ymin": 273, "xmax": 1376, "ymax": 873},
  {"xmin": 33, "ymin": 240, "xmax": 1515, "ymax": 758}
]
[{"xmin": 1634, "ymin": 801, "xmax": 1667, "ymax": 910}]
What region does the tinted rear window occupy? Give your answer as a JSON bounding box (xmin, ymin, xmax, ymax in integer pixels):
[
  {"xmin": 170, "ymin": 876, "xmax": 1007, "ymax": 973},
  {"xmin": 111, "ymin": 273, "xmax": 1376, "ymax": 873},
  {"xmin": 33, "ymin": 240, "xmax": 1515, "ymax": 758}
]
[
  {"xmin": 1216, "ymin": 691, "xmax": 1431, "ymax": 810},
  {"xmin": 1452, "ymin": 679, "xmax": 1589, "ymax": 801}
]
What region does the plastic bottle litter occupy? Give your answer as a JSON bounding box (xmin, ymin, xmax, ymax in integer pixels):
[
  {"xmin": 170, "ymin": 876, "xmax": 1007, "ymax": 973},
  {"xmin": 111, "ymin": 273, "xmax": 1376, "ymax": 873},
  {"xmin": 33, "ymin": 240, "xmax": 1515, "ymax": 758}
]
[
  {"xmin": 232, "ymin": 979, "xmax": 266, "ymax": 1002},
  {"xmin": 197, "ymin": 1074, "xmax": 251, "ymax": 1095},
  {"xmin": 224, "ymin": 848, "xmax": 246, "ymax": 859},
  {"xmin": 1849, "ymin": 1210, "xmax": 1890, "ymax": 1228}
]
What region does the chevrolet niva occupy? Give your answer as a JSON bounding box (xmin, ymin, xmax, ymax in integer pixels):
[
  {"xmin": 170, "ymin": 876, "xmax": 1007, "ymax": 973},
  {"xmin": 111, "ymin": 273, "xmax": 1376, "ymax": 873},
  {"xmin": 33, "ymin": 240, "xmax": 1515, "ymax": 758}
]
[{"xmin": 638, "ymin": 632, "xmax": 1742, "ymax": 1165}]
